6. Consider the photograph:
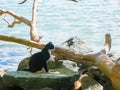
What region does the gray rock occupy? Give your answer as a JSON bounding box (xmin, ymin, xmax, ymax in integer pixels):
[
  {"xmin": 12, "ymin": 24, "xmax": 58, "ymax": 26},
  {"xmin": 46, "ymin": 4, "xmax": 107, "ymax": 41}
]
[
  {"xmin": 2, "ymin": 70, "xmax": 79, "ymax": 90},
  {"xmin": 17, "ymin": 57, "xmax": 79, "ymax": 72},
  {"xmin": 108, "ymin": 53, "xmax": 120, "ymax": 63},
  {"xmin": 2, "ymin": 56, "xmax": 80, "ymax": 90},
  {"xmin": 81, "ymin": 74, "xmax": 103, "ymax": 90},
  {"xmin": 61, "ymin": 36, "xmax": 93, "ymax": 54}
]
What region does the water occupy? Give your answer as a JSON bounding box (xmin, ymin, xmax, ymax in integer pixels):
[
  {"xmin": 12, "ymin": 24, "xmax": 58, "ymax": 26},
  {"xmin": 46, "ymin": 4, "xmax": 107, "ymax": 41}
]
[{"xmin": 0, "ymin": 0, "xmax": 120, "ymax": 71}]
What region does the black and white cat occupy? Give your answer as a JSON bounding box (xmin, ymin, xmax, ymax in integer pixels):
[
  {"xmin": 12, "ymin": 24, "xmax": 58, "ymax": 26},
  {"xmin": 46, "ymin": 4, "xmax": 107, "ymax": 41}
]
[{"xmin": 28, "ymin": 42, "xmax": 55, "ymax": 73}]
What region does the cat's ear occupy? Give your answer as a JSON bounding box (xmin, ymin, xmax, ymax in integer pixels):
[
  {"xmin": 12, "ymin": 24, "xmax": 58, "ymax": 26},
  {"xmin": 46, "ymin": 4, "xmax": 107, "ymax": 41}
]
[
  {"xmin": 48, "ymin": 42, "xmax": 52, "ymax": 44},
  {"xmin": 46, "ymin": 42, "xmax": 52, "ymax": 46}
]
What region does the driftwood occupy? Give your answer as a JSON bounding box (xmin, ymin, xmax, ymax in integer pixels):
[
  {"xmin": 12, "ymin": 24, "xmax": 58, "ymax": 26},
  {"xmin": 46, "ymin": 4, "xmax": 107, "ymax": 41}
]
[
  {"xmin": 0, "ymin": 0, "xmax": 42, "ymax": 55},
  {"xmin": 0, "ymin": 2, "xmax": 41, "ymax": 42},
  {"xmin": 0, "ymin": 34, "xmax": 119, "ymax": 89}
]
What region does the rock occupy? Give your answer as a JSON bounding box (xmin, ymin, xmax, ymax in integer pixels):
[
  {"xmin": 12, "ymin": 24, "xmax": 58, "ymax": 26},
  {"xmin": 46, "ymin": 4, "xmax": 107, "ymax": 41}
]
[
  {"xmin": 108, "ymin": 53, "xmax": 120, "ymax": 64},
  {"xmin": 2, "ymin": 56, "xmax": 80, "ymax": 90},
  {"xmin": 80, "ymin": 74, "xmax": 103, "ymax": 90},
  {"xmin": 61, "ymin": 36, "xmax": 93, "ymax": 54},
  {"xmin": 71, "ymin": 74, "xmax": 103, "ymax": 90},
  {"xmin": 17, "ymin": 57, "xmax": 30, "ymax": 71},
  {"xmin": 17, "ymin": 57, "xmax": 79, "ymax": 72},
  {"xmin": 60, "ymin": 60, "xmax": 79, "ymax": 72},
  {"xmin": 2, "ymin": 70, "xmax": 79, "ymax": 90},
  {"xmin": 61, "ymin": 36, "xmax": 93, "ymax": 74},
  {"xmin": 88, "ymin": 67, "xmax": 113, "ymax": 90}
]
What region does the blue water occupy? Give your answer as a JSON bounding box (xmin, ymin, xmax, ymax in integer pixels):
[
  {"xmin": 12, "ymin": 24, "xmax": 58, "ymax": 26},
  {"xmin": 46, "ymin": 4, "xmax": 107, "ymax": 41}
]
[{"xmin": 0, "ymin": 0, "xmax": 120, "ymax": 70}]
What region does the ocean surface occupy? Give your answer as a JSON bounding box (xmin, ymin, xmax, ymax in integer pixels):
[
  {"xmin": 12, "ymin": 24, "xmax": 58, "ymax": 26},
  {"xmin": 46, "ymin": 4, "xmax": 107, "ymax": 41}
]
[{"xmin": 0, "ymin": 0, "xmax": 120, "ymax": 71}]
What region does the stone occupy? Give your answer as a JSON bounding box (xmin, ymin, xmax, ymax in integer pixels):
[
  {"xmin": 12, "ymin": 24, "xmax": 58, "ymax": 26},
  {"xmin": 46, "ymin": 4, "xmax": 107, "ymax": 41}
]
[
  {"xmin": 17, "ymin": 57, "xmax": 30, "ymax": 71},
  {"xmin": 88, "ymin": 66, "xmax": 113, "ymax": 90},
  {"xmin": 108, "ymin": 53, "xmax": 120, "ymax": 64},
  {"xmin": 2, "ymin": 70, "xmax": 79, "ymax": 90},
  {"xmin": 3, "ymin": 56, "xmax": 80, "ymax": 90},
  {"xmin": 61, "ymin": 36, "xmax": 93, "ymax": 75},
  {"xmin": 17, "ymin": 57, "xmax": 79, "ymax": 72},
  {"xmin": 61, "ymin": 36, "xmax": 93, "ymax": 54},
  {"xmin": 81, "ymin": 74, "xmax": 103, "ymax": 90}
]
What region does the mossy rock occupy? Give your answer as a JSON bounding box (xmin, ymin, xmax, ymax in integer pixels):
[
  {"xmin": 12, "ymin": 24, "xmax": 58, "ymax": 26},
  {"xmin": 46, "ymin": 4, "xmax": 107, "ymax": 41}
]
[
  {"xmin": 17, "ymin": 57, "xmax": 30, "ymax": 71},
  {"xmin": 14, "ymin": 57, "xmax": 79, "ymax": 90},
  {"xmin": 17, "ymin": 57, "xmax": 79, "ymax": 72},
  {"xmin": 17, "ymin": 57, "xmax": 63, "ymax": 71},
  {"xmin": 2, "ymin": 70, "xmax": 79, "ymax": 90}
]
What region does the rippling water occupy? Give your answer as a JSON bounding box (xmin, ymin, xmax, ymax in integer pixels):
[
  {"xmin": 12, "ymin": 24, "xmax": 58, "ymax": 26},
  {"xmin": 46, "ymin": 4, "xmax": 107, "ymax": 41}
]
[{"xmin": 0, "ymin": 0, "xmax": 120, "ymax": 70}]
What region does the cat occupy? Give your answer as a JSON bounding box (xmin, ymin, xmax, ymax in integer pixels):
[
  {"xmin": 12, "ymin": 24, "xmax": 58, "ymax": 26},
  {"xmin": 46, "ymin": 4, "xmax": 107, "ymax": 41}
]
[{"xmin": 27, "ymin": 42, "xmax": 55, "ymax": 73}]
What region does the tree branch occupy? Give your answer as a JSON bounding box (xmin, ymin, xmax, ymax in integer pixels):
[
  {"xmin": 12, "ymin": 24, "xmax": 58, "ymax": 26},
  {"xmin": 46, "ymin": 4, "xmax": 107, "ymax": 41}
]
[
  {"xmin": 30, "ymin": 0, "xmax": 41, "ymax": 42},
  {"xmin": 31, "ymin": 0, "xmax": 39, "ymax": 26},
  {"xmin": 3, "ymin": 16, "xmax": 22, "ymax": 28},
  {"xmin": 0, "ymin": 9, "xmax": 31, "ymax": 27},
  {"xmin": 0, "ymin": 35, "xmax": 44, "ymax": 49},
  {"xmin": 0, "ymin": 1, "xmax": 42, "ymax": 54},
  {"xmin": 0, "ymin": 34, "xmax": 111, "ymax": 66}
]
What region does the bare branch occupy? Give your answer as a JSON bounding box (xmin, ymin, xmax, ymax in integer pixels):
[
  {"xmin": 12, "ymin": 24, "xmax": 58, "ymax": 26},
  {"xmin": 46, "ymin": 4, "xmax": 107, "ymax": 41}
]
[
  {"xmin": 8, "ymin": 19, "xmax": 22, "ymax": 28},
  {"xmin": 103, "ymin": 34, "xmax": 111, "ymax": 53},
  {"xmin": 0, "ymin": 34, "xmax": 111, "ymax": 66},
  {"xmin": 0, "ymin": 9, "xmax": 31, "ymax": 27},
  {"xmin": 0, "ymin": 35, "xmax": 44, "ymax": 49},
  {"xmin": 30, "ymin": 0, "xmax": 41, "ymax": 43},
  {"xmin": 0, "ymin": 1, "xmax": 42, "ymax": 55},
  {"xmin": 31, "ymin": 0, "xmax": 39, "ymax": 26},
  {"xmin": 3, "ymin": 15, "xmax": 10, "ymax": 25},
  {"xmin": 3, "ymin": 16, "xmax": 22, "ymax": 28}
]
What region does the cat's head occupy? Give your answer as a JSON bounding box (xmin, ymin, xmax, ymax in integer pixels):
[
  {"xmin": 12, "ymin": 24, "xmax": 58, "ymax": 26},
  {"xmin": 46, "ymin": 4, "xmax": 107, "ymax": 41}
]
[{"xmin": 45, "ymin": 42, "xmax": 55, "ymax": 50}]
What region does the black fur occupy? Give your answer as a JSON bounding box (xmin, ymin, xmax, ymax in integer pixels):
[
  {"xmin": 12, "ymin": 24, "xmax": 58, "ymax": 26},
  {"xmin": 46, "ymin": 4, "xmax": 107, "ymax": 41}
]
[{"xmin": 28, "ymin": 42, "xmax": 54, "ymax": 73}]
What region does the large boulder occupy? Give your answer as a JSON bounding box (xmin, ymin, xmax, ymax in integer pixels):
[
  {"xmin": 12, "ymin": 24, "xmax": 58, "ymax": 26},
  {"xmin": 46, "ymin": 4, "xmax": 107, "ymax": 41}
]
[
  {"xmin": 2, "ymin": 70, "xmax": 79, "ymax": 90},
  {"xmin": 2, "ymin": 57, "xmax": 80, "ymax": 90}
]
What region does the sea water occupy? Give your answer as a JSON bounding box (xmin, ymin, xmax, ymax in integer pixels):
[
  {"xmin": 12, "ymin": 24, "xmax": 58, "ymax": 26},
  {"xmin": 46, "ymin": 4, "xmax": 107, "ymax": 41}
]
[{"xmin": 0, "ymin": 0, "xmax": 120, "ymax": 71}]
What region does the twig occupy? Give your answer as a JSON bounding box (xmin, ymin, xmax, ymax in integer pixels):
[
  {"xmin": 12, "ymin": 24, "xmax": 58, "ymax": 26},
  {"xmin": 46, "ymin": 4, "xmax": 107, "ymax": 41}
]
[
  {"xmin": 8, "ymin": 19, "xmax": 22, "ymax": 28},
  {"xmin": 3, "ymin": 16, "xmax": 22, "ymax": 28},
  {"xmin": 0, "ymin": 9, "xmax": 31, "ymax": 27},
  {"xmin": 3, "ymin": 15, "xmax": 10, "ymax": 25}
]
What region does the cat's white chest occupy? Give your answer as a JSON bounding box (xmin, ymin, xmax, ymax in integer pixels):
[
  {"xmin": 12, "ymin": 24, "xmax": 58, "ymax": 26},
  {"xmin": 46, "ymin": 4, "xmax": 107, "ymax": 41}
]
[{"xmin": 47, "ymin": 50, "xmax": 55, "ymax": 62}]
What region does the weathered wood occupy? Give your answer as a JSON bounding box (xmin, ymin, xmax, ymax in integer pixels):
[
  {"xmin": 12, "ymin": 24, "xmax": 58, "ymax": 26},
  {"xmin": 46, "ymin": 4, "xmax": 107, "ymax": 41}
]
[
  {"xmin": 30, "ymin": 0, "xmax": 41, "ymax": 42},
  {"xmin": 0, "ymin": 0, "xmax": 41, "ymax": 43},
  {"xmin": 0, "ymin": 0, "xmax": 41, "ymax": 54},
  {"xmin": 0, "ymin": 35, "xmax": 44, "ymax": 49},
  {"xmin": 0, "ymin": 9, "xmax": 31, "ymax": 27}
]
